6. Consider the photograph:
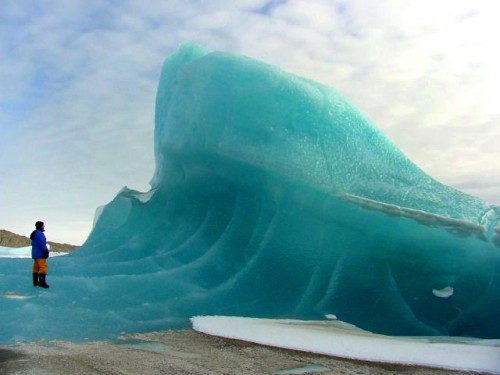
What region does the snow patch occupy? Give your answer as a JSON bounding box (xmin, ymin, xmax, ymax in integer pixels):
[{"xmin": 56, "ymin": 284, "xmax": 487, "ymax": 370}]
[{"xmin": 191, "ymin": 316, "xmax": 500, "ymax": 374}]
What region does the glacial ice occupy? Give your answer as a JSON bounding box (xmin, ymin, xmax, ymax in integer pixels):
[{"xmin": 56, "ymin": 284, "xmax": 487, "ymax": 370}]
[{"xmin": 0, "ymin": 43, "xmax": 499, "ymax": 344}]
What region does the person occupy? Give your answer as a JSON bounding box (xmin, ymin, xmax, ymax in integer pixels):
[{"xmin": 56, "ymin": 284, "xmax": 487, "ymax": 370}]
[{"xmin": 30, "ymin": 221, "xmax": 50, "ymax": 288}]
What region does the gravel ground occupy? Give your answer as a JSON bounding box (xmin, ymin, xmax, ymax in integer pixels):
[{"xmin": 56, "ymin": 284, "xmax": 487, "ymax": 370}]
[{"xmin": 0, "ymin": 330, "xmax": 480, "ymax": 375}]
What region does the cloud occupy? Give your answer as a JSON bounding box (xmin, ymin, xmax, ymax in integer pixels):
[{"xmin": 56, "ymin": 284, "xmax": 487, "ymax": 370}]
[
  {"xmin": 0, "ymin": 0, "xmax": 498, "ymax": 244},
  {"xmin": 265, "ymin": 0, "xmax": 500, "ymax": 206}
]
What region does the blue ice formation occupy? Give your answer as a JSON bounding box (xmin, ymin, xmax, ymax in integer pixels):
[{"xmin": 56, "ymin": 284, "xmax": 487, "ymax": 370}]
[{"xmin": 1, "ymin": 43, "xmax": 499, "ymax": 343}]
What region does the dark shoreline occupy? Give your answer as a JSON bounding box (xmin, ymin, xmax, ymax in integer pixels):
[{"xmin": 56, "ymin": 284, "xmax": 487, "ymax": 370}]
[{"xmin": 0, "ymin": 329, "xmax": 475, "ymax": 375}]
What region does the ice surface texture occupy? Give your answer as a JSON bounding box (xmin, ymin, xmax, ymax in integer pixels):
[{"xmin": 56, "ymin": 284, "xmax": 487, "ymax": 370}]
[{"xmin": 1, "ymin": 43, "xmax": 499, "ymax": 343}]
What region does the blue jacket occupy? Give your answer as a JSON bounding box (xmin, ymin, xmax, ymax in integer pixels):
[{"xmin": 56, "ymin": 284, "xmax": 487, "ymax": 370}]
[{"xmin": 31, "ymin": 230, "xmax": 49, "ymax": 259}]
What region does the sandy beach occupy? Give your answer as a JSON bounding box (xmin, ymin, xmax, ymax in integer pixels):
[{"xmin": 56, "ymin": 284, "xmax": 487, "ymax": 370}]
[{"xmin": 0, "ymin": 329, "xmax": 476, "ymax": 375}]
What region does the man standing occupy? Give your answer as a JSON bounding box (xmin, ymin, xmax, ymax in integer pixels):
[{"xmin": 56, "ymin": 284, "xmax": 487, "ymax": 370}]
[{"xmin": 30, "ymin": 221, "xmax": 50, "ymax": 288}]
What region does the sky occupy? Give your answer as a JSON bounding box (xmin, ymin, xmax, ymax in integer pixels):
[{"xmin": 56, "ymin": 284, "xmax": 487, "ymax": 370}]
[{"xmin": 1, "ymin": 0, "xmax": 499, "ymax": 245}]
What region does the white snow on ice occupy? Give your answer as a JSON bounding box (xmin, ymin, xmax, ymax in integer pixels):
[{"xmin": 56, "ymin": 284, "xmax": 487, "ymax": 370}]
[
  {"xmin": 0, "ymin": 246, "xmax": 67, "ymax": 258},
  {"xmin": 432, "ymin": 286, "xmax": 454, "ymax": 298},
  {"xmin": 191, "ymin": 316, "xmax": 500, "ymax": 374}
]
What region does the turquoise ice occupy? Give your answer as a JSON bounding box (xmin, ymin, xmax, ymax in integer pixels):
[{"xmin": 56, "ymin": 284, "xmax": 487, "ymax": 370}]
[{"xmin": 1, "ymin": 43, "xmax": 499, "ymax": 343}]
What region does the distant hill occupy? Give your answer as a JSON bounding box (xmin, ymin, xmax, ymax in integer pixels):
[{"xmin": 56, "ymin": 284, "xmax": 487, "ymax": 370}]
[{"xmin": 0, "ymin": 229, "xmax": 79, "ymax": 253}]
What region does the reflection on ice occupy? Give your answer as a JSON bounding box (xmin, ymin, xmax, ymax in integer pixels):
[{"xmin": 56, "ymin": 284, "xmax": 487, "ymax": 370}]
[{"xmin": 0, "ymin": 292, "xmax": 35, "ymax": 300}]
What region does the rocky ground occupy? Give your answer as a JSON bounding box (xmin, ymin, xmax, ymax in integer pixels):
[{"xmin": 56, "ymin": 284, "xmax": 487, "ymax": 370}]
[{"xmin": 0, "ymin": 330, "xmax": 476, "ymax": 375}]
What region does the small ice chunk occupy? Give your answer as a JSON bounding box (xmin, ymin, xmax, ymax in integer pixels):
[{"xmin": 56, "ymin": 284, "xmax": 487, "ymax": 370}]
[
  {"xmin": 432, "ymin": 286, "xmax": 454, "ymax": 298},
  {"xmin": 324, "ymin": 314, "xmax": 337, "ymax": 320}
]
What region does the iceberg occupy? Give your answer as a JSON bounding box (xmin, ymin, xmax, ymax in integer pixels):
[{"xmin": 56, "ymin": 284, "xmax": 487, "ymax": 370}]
[{"xmin": 0, "ymin": 43, "xmax": 499, "ymax": 343}]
